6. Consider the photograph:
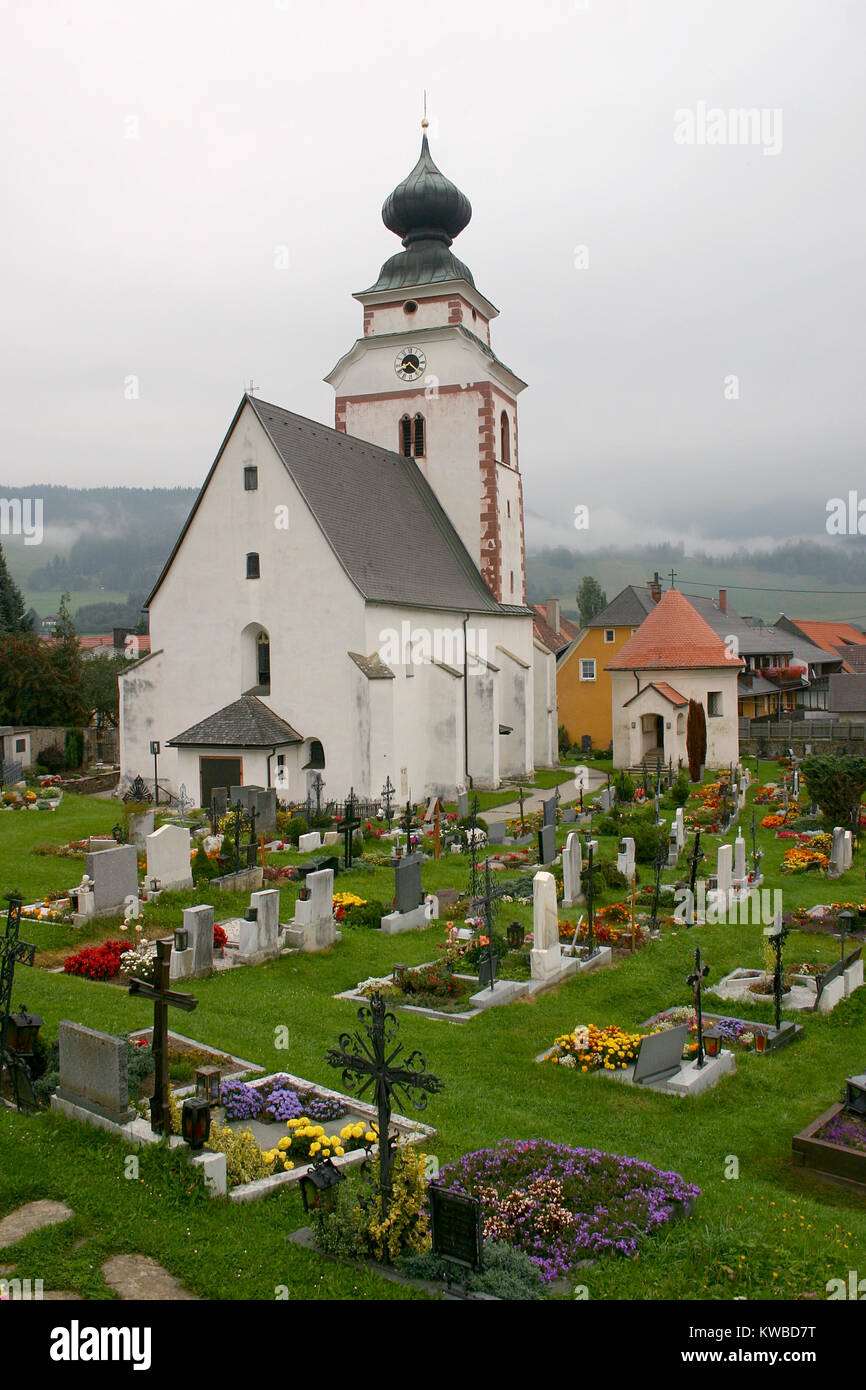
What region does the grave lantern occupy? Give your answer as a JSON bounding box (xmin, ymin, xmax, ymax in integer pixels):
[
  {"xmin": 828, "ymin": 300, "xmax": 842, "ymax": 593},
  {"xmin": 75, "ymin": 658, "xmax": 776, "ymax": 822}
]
[
  {"xmin": 838, "ymin": 909, "xmax": 854, "ymax": 960},
  {"xmin": 173, "ymin": 926, "xmax": 189, "ymax": 953},
  {"xmin": 149, "ymin": 877, "xmax": 161, "ymax": 895},
  {"xmin": 244, "ymin": 906, "xmax": 258, "ymax": 922},
  {"xmin": 703, "ymin": 1027, "xmax": 721, "ymax": 1058},
  {"xmin": 844, "ymin": 1075, "xmax": 866, "ymax": 1116},
  {"xmin": 755, "ymin": 1030, "xmax": 769, "ymax": 1055},
  {"xmin": 5, "ymin": 1005, "xmax": 43, "ymax": 1058},
  {"xmin": 194, "ymin": 1065, "xmax": 222, "ymax": 1108},
  {"xmin": 507, "ymin": 921, "xmax": 525, "ymax": 951},
  {"xmin": 181, "ymin": 1097, "xmax": 211, "ymax": 1150},
  {"xmin": 299, "ymin": 1155, "xmax": 345, "ymax": 1215},
  {"xmin": 393, "ymin": 963, "xmax": 408, "ymax": 987}
]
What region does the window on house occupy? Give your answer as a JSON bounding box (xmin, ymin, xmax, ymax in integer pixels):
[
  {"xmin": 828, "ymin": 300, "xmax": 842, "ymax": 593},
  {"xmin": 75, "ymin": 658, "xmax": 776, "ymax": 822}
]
[
  {"xmin": 500, "ymin": 411, "xmax": 510, "ymax": 465},
  {"xmin": 243, "ymin": 465, "xmax": 258, "ymax": 491},
  {"xmin": 506, "ymin": 499, "xmax": 511, "ymax": 518},
  {"xmin": 580, "ymin": 659, "xmax": 596, "ymax": 681},
  {"xmin": 15, "ymin": 738, "xmax": 26, "ymax": 753},
  {"xmin": 510, "ymin": 570, "xmax": 514, "ymax": 594},
  {"xmin": 413, "ymin": 413, "xmax": 425, "ymax": 457},
  {"xmin": 246, "ymin": 552, "xmax": 260, "ymax": 579},
  {"xmin": 604, "ymin": 629, "xmax": 615, "ymax": 643},
  {"xmin": 707, "ymin": 691, "xmax": 723, "ymax": 717}
]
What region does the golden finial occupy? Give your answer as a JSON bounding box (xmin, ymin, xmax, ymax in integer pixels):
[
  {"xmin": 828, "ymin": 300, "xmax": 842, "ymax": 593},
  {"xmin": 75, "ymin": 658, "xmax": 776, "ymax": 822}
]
[{"xmin": 422, "ymin": 89, "xmax": 429, "ymax": 132}]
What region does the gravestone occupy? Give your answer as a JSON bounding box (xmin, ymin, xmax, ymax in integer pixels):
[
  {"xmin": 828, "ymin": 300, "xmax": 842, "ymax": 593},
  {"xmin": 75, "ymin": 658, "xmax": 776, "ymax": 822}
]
[
  {"xmin": 83, "ymin": 844, "xmax": 139, "ymax": 918},
  {"xmin": 381, "ymin": 854, "xmax": 427, "ymax": 933},
  {"xmin": 814, "ymin": 956, "xmax": 847, "ymax": 1014},
  {"xmin": 250, "ymin": 788, "xmax": 277, "ymax": 836},
  {"xmin": 828, "ymin": 826, "xmax": 845, "ymax": 879},
  {"xmin": 530, "ymin": 871, "xmax": 561, "ymax": 980},
  {"xmin": 286, "ymin": 868, "xmax": 336, "ymax": 952},
  {"xmin": 237, "ymin": 889, "xmax": 281, "ymax": 965},
  {"xmin": 128, "ymin": 811, "xmax": 154, "ymax": 852},
  {"xmin": 537, "ymin": 823, "xmax": 556, "ymax": 865},
  {"xmin": 211, "ymin": 786, "xmax": 228, "ymax": 822},
  {"xmin": 843, "ymin": 830, "xmax": 853, "ymax": 871},
  {"xmin": 88, "ymin": 837, "xmax": 116, "ymax": 854},
  {"xmin": 298, "ymin": 831, "xmax": 322, "ymax": 853},
  {"xmin": 146, "ymin": 824, "xmax": 193, "ymax": 892},
  {"xmin": 562, "ymin": 832, "xmax": 583, "ymax": 907},
  {"xmin": 542, "ymin": 796, "xmax": 557, "ymax": 828},
  {"xmin": 715, "ymin": 843, "xmax": 732, "ymax": 904},
  {"xmin": 598, "ymin": 787, "xmax": 616, "ymax": 813},
  {"xmin": 732, "ymin": 834, "xmax": 748, "ymax": 893},
  {"xmin": 673, "ymin": 806, "xmax": 685, "ymax": 852},
  {"xmin": 616, "ymin": 837, "xmax": 635, "ymax": 880},
  {"xmin": 457, "ymin": 790, "xmax": 469, "ymax": 820},
  {"xmin": 54, "ymin": 1022, "xmax": 134, "ymax": 1126},
  {"xmin": 667, "ymin": 828, "xmax": 679, "ymax": 867},
  {"xmin": 632, "ymin": 1024, "xmax": 689, "ymax": 1086},
  {"xmin": 322, "ymin": 830, "xmax": 340, "ymax": 846},
  {"xmin": 486, "ymin": 821, "xmax": 507, "ymax": 845},
  {"xmin": 170, "ymin": 904, "xmax": 214, "ymax": 981}
]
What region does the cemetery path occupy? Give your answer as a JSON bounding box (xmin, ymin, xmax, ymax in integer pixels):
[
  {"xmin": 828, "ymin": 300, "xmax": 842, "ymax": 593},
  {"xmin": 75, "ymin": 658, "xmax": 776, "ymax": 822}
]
[
  {"xmin": 0, "ymin": 1199, "xmax": 74, "ymax": 1248},
  {"xmin": 101, "ymin": 1253, "xmax": 199, "ymax": 1300},
  {"xmin": 491, "ymin": 767, "xmax": 607, "ymax": 822}
]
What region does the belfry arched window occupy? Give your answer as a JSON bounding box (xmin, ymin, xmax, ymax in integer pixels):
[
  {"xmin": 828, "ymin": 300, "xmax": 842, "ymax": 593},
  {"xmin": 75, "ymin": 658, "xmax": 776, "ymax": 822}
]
[
  {"xmin": 500, "ymin": 411, "xmax": 510, "ymax": 465},
  {"xmin": 399, "ymin": 413, "xmax": 425, "ymax": 459}
]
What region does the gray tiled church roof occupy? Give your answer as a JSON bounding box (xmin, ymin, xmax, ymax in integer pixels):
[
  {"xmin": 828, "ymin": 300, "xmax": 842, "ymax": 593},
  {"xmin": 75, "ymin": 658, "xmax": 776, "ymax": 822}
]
[
  {"xmin": 248, "ymin": 396, "xmax": 506, "ymax": 612},
  {"xmin": 168, "ymin": 695, "xmax": 302, "ymax": 748}
]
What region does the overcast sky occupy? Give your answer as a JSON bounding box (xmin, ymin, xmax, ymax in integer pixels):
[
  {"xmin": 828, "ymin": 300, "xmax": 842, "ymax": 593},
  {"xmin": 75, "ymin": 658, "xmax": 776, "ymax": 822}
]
[{"xmin": 2, "ymin": 0, "xmax": 864, "ymax": 554}]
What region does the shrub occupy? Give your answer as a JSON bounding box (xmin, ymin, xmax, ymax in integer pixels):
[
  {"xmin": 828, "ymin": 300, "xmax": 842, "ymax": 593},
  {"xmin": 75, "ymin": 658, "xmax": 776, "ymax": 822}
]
[
  {"xmin": 363, "ymin": 1147, "xmax": 432, "ymax": 1264},
  {"xmin": 398, "ymin": 1241, "xmax": 543, "ymax": 1300},
  {"xmin": 342, "ymin": 899, "xmax": 385, "ymax": 929},
  {"xmin": 801, "ymin": 753, "xmax": 866, "ymax": 828},
  {"xmin": 35, "ymin": 745, "xmax": 65, "ymax": 775},
  {"xmin": 630, "ymin": 819, "xmax": 666, "ymax": 864},
  {"xmin": 670, "ymin": 770, "xmax": 691, "ymax": 807},
  {"xmin": 64, "ymin": 728, "xmax": 84, "ymax": 770},
  {"xmin": 615, "ymin": 771, "xmax": 635, "ymax": 802},
  {"xmin": 192, "ymin": 843, "xmax": 219, "ymax": 882},
  {"xmin": 282, "ymin": 815, "xmax": 311, "ymax": 845},
  {"xmin": 558, "ymin": 723, "xmax": 572, "ymax": 757},
  {"xmin": 205, "ymin": 1122, "xmax": 279, "ymax": 1186},
  {"xmin": 686, "ymin": 700, "xmax": 706, "ymax": 781}
]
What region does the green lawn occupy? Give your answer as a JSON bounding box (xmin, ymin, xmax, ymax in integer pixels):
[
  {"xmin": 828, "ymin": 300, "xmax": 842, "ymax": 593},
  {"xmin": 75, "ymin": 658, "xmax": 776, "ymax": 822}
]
[{"xmin": 1, "ymin": 775, "xmax": 865, "ymax": 1302}]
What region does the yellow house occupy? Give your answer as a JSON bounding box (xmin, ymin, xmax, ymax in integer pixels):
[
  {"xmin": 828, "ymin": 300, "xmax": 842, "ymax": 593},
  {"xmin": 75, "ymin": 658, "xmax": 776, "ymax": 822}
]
[{"xmin": 557, "ymin": 584, "xmax": 659, "ymax": 750}]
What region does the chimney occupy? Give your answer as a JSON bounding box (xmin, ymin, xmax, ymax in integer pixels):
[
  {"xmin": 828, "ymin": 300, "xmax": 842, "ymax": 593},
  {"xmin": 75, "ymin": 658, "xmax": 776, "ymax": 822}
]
[
  {"xmin": 648, "ymin": 572, "xmax": 661, "ymax": 604},
  {"xmin": 718, "ymin": 589, "xmax": 727, "ymax": 613},
  {"xmin": 545, "ymin": 598, "xmax": 561, "ymax": 633}
]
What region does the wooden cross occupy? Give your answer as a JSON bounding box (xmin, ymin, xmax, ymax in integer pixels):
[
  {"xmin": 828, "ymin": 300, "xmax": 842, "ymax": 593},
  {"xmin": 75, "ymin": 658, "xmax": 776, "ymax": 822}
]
[
  {"xmin": 687, "ymin": 946, "xmax": 710, "ymax": 1068},
  {"xmin": 326, "ymin": 993, "xmax": 443, "ymax": 1216},
  {"xmin": 340, "ymin": 787, "xmax": 361, "ymax": 869},
  {"xmin": 129, "ymin": 938, "xmax": 197, "ymax": 1134},
  {"xmin": 0, "ymin": 898, "xmax": 38, "ymax": 1108}
]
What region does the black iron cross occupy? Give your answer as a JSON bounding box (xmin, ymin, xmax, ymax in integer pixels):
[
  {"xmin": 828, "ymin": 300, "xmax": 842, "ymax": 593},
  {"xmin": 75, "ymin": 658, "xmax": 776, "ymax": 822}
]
[
  {"xmin": 583, "ymin": 838, "xmax": 600, "ymax": 955},
  {"xmin": 470, "ymin": 859, "xmax": 504, "ymax": 991},
  {"xmin": 764, "ymin": 917, "xmax": 790, "ymax": 1032},
  {"xmin": 688, "ymin": 829, "xmax": 704, "ymax": 898},
  {"xmin": 304, "ymin": 790, "xmax": 313, "ymax": 828},
  {"xmin": 380, "ymin": 776, "xmax": 396, "ymax": 831},
  {"xmin": 517, "ymin": 785, "xmax": 528, "ymax": 833},
  {"xmin": 128, "ymin": 938, "xmax": 197, "ymax": 1134},
  {"xmin": 340, "ymin": 788, "xmax": 361, "ymax": 869},
  {"xmin": 247, "ymin": 802, "xmax": 258, "ymax": 866},
  {"xmin": 466, "ymin": 794, "xmax": 483, "ymax": 898},
  {"xmin": 311, "ymin": 772, "xmax": 325, "ymax": 818},
  {"xmin": 646, "ymin": 839, "xmax": 666, "ymax": 932},
  {"xmin": 687, "ymin": 946, "xmax": 710, "ymax": 1068},
  {"xmin": 326, "ymin": 993, "xmax": 443, "ymax": 1216},
  {"xmin": 0, "ymin": 898, "xmax": 38, "ymax": 1108},
  {"xmin": 400, "ymin": 799, "xmax": 420, "ymax": 854}
]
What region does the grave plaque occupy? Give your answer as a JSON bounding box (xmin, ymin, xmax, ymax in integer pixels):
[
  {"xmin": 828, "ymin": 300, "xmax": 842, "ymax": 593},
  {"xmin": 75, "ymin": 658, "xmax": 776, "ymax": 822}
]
[
  {"xmin": 542, "ymin": 795, "xmax": 557, "ymax": 828},
  {"xmin": 429, "ymin": 1185, "xmax": 483, "ymax": 1273},
  {"xmin": 457, "ymin": 790, "xmax": 469, "ymax": 820},
  {"xmin": 477, "ymin": 952, "xmax": 499, "ymax": 990},
  {"xmin": 537, "ymin": 823, "xmax": 556, "ymax": 865},
  {"xmin": 632, "ymin": 1024, "xmax": 689, "ymax": 1086},
  {"xmin": 394, "ymin": 854, "xmax": 423, "ymax": 913}
]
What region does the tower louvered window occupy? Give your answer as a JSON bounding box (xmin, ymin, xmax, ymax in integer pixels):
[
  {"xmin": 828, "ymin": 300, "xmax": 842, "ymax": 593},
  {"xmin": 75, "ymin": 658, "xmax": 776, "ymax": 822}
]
[
  {"xmin": 400, "ymin": 415, "xmax": 412, "ymax": 456},
  {"xmin": 413, "ymin": 414, "xmax": 425, "ymax": 457}
]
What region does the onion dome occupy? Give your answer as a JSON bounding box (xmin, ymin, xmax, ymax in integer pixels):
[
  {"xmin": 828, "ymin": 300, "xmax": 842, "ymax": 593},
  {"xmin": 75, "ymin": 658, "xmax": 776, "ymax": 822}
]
[
  {"xmin": 381, "ymin": 135, "xmax": 472, "ymax": 246},
  {"xmin": 364, "ymin": 134, "xmax": 475, "ymax": 293}
]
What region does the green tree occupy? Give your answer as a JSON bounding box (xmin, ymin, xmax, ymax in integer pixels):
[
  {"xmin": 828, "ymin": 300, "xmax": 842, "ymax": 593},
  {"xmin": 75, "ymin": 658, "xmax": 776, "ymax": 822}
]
[
  {"xmin": 0, "ymin": 543, "xmax": 32, "ymax": 634},
  {"xmin": 802, "ymin": 754, "xmax": 866, "ymax": 828},
  {"xmin": 79, "ymin": 653, "xmax": 127, "ymax": 728},
  {"xmin": 45, "ymin": 594, "xmax": 87, "ymax": 724},
  {"xmin": 576, "ymin": 576, "xmax": 607, "ymax": 627},
  {"xmin": 686, "ymin": 699, "xmax": 706, "ymax": 781}
]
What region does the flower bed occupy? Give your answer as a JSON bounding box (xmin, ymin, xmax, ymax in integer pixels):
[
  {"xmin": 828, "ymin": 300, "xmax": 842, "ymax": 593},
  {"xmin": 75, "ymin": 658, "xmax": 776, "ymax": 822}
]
[
  {"xmin": 63, "ymin": 939, "xmax": 128, "ymax": 981},
  {"xmin": 435, "ymin": 1139, "xmax": 700, "ymax": 1280},
  {"xmin": 543, "ymin": 1023, "xmax": 644, "ymax": 1071},
  {"xmin": 358, "ymin": 963, "xmax": 475, "ymax": 1013},
  {"xmin": 793, "ymin": 1103, "xmax": 866, "ymax": 1194},
  {"xmin": 220, "ymin": 1074, "xmax": 347, "ymax": 1124},
  {"xmin": 647, "ymin": 1007, "xmax": 762, "ymax": 1051},
  {"xmin": 780, "ymin": 846, "xmax": 829, "ymax": 874}
]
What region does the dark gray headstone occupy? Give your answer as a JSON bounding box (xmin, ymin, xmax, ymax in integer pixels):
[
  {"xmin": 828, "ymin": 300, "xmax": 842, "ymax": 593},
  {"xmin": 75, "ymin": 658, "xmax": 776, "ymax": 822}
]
[
  {"xmin": 486, "ymin": 820, "xmax": 507, "ymax": 844},
  {"xmin": 211, "ymin": 786, "xmax": 228, "ymax": 819},
  {"xmin": 537, "ymin": 823, "xmax": 556, "ymax": 865},
  {"xmin": 251, "ymin": 788, "xmax": 277, "ymax": 835},
  {"xmin": 394, "ymin": 853, "xmax": 423, "ymax": 913},
  {"xmin": 56, "ymin": 1021, "xmax": 134, "ymax": 1124},
  {"xmin": 815, "ymin": 955, "xmax": 846, "ymax": 1006},
  {"xmin": 542, "ymin": 796, "xmax": 557, "ymax": 828},
  {"xmin": 633, "ymin": 1024, "xmax": 688, "ymax": 1085},
  {"xmin": 84, "ymin": 844, "xmax": 139, "ymax": 915}
]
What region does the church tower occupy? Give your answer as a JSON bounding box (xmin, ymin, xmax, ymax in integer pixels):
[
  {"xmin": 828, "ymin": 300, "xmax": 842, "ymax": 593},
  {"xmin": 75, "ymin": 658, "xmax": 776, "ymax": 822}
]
[{"xmin": 325, "ymin": 126, "xmax": 528, "ymax": 605}]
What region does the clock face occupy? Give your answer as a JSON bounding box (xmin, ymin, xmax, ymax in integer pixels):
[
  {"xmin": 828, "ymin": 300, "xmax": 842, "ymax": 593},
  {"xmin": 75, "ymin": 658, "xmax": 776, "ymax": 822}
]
[{"xmin": 394, "ymin": 346, "xmax": 426, "ymax": 381}]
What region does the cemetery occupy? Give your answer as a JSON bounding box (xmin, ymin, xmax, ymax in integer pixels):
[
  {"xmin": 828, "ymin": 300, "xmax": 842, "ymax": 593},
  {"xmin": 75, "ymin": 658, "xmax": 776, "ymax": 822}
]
[{"xmin": 1, "ymin": 757, "xmax": 866, "ymax": 1302}]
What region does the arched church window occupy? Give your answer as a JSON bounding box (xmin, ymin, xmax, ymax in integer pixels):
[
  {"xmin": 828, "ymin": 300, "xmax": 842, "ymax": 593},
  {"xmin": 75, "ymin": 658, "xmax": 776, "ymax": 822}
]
[
  {"xmin": 400, "ymin": 415, "xmax": 412, "ymax": 457},
  {"xmin": 500, "ymin": 411, "xmax": 510, "ymax": 465},
  {"xmin": 257, "ymin": 632, "xmax": 270, "ymax": 692},
  {"xmin": 413, "ymin": 414, "xmax": 425, "ymax": 458}
]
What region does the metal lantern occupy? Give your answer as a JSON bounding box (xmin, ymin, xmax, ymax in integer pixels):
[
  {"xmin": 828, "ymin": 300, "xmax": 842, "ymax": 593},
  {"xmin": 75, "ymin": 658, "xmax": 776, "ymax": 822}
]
[
  {"xmin": 507, "ymin": 921, "xmax": 525, "ymax": 950},
  {"xmin": 181, "ymin": 1096, "xmax": 211, "ymax": 1151},
  {"xmin": 5, "ymin": 1006, "xmax": 43, "ymax": 1057},
  {"xmin": 174, "ymin": 926, "xmax": 189, "ymax": 953},
  {"xmin": 149, "ymin": 877, "xmax": 161, "ymax": 894},
  {"xmin": 195, "ymin": 1065, "xmax": 222, "ymax": 1108},
  {"xmin": 703, "ymin": 1027, "xmax": 721, "ymax": 1058},
  {"xmin": 839, "ymin": 908, "xmax": 854, "ymax": 960},
  {"xmin": 755, "ymin": 1030, "xmax": 769, "ymax": 1054},
  {"xmin": 299, "ymin": 1155, "xmax": 345, "ymax": 1214},
  {"xmin": 844, "ymin": 1075, "xmax": 866, "ymax": 1116},
  {"xmin": 393, "ymin": 963, "xmax": 408, "ymax": 987},
  {"xmin": 244, "ymin": 906, "xmax": 258, "ymax": 922}
]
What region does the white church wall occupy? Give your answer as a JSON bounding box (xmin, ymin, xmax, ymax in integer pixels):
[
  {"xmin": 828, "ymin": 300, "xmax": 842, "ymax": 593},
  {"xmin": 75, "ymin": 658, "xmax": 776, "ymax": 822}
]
[
  {"xmin": 120, "ymin": 404, "xmax": 369, "ymax": 799},
  {"xmin": 533, "ymin": 645, "xmax": 558, "ymax": 768}
]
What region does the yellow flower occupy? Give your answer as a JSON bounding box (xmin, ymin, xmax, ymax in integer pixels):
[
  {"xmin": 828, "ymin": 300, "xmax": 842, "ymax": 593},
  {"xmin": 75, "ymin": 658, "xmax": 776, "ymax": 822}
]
[
  {"xmin": 310, "ymin": 1141, "xmax": 321, "ymax": 1155},
  {"xmin": 365, "ymin": 1131, "xmax": 377, "ymax": 1143},
  {"xmin": 334, "ymin": 1146, "xmax": 345, "ymax": 1156},
  {"xmin": 278, "ymin": 1137, "xmax": 291, "ymax": 1151}
]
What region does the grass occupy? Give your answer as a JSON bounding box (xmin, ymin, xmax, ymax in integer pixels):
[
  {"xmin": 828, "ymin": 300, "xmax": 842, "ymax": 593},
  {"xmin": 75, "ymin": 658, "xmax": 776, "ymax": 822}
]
[{"xmin": 1, "ymin": 771, "xmax": 866, "ymax": 1301}]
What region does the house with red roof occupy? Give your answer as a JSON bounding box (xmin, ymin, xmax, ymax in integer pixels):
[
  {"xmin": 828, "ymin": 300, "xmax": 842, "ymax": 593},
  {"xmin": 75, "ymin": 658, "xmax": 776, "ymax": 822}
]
[{"xmin": 606, "ymin": 589, "xmax": 743, "ymax": 769}]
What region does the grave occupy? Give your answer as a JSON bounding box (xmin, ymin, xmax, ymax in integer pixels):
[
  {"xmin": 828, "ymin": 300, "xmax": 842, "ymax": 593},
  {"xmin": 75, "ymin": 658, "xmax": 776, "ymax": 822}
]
[
  {"xmin": 54, "ymin": 1022, "xmax": 136, "ymax": 1126},
  {"xmin": 284, "ymin": 868, "xmax": 337, "ymax": 952},
  {"xmin": 709, "ymin": 842, "xmax": 732, "ymax": 915},
  {"xmin": 486, "ymin": 820, "xmax": 507, "ymax": 845},
  {"xmin": 145, "ymin": 824, "xmax": 193, "ymax": 893},
  {"xmin": 828, "ymin": 826, "xmax": 845, "ymax": 879},
  {"xmin": 616, "ymin": 836, "xmax": 635, "ymax": 880},
  {"xmin": 381, "ymin": 853, "xmax": 429, "ymax": 934},
  {"xmin": 128, "ymin": 811, "xmax": 154, "ymax": 852},
  {"xmin": 598, "ymin": 786, "xmax": 616, "ymax": 813},
  {"xmin": 169, "ymin": 904, "xmax": 215, "ymax": 981},
  {"xmin": 542, "ymin": 795, "xmax": 557, "ymax": 827},
  {"xmin": 298, "ymin": 831, "xmax": 323, "ymax": 853},
  {"xmin": 77, "ymin": 844, "xmax": 139, "ymax": 921},
  {"xmin": 536, "ymin": 823, "xmax": 556, "ymax": 866},
  {"xmin": 561, "ymin": 832, "xmax": 583, "ymax": 908},
  {"xmin": 457, "ymin": 790, "xmax": 469, "ymax": 820},
  {"xmin": 236, "ymin": 889, "xmax": 281, "ymax": 966}
]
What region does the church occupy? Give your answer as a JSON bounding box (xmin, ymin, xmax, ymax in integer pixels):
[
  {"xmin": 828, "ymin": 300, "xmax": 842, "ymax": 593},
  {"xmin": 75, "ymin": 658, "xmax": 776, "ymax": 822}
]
[{"xmin": 119, "ymin": 125, "xmax": 559, "ymax": 807}]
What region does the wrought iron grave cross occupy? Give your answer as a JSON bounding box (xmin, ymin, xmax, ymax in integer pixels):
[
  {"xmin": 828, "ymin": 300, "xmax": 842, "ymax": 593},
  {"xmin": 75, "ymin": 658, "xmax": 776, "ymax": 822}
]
[
  {"xmin": 687, "ymin": 946, "xmax": 710, "ymax": 1068},
  {"xmin": 128, "ymin": 937, "xmax": 197, "ymax": 1134},
  {"xmin": 0, "ymin": 898, "xmax": 37, "ymax": 1109}
]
